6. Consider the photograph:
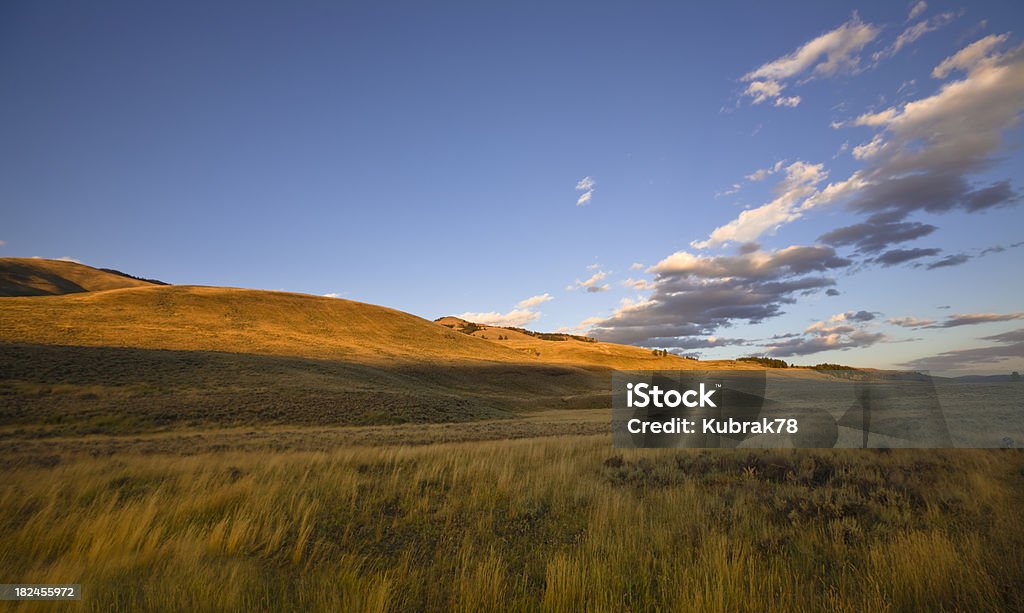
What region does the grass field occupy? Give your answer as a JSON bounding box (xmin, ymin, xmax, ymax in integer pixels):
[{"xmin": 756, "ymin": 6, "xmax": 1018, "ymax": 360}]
[
  {"xmin": 2, "ymin": 437, "xmax": 1022, "ymax": 612},
  {"xmin": 2, "ymin": 261, "xmax": 1022, "ymax": 610}
]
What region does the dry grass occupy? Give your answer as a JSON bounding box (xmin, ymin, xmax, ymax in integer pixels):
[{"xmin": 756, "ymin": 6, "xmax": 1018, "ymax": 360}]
[
  {"xmin": 0, "ymin": 269, "xmax": 749, "ymax": 371},
  {"xmin": 1, "ymin": 436, "xmax": 1021, "ymax": 612},
  {"xmin": 0, "ymin": 258, "xmax": 154, "ymax": 297},
  {"xmin": 0, "ymin": 343, "xmax": 623, "ymax": 435}
]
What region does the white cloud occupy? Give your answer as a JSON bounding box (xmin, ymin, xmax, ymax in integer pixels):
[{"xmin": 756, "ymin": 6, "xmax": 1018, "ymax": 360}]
[
  {"xmin": 740, "ymin": 15, "xmax": 879, "ymax": 105},
  {"xmin": 874, "ymin": 12, "xmax": 955, "ymax": 61},
  {"xmin": 716, "ymin": 183, "xmax": 743, "ymax": 197},
  {"xmin": 697, "ymin": 36, "xmax": 1024, "ymax": 249},
  {"xmin": 630, "ymin": 262, "xmax": 645, "ymax": 270},
  {"xmin": 0, "ymin": 240, "xmax": 5, "ymax": 246},
  {"xmin": 851, "ymin": 134, "xmax": 887, "ymax": 160},
  {"xmin": 575, "ymin": 176, "xmax": 595, "ymax": 206},
  {"xmin": 322, "ymin": 293, "xmax": 340, "ymax": 298},
  {"xmin": 854, "ymin": 107, "xmax": 898, "ymax": 126},
  {"xmin": 456, "ymin": 309, "xmax": 540, "ymax": 327},
  {"xmin": 568, "ymin": 269, "xmax": 610, "ymax": 292},
  {"xmin": 56, "ymin": 256, "xmax": 81, "ymax": 263},
  {"xmin": 743, "ymin": 79, "xmax": 783, "ymax": 104},
  {"xmin": 459, "ymin": 293, "xmax": 556, "ymax": 328},
  {"xmin": 909, "ymin": 1, "xmax": 927, "ymax": 20},
  {"xmin": 692, "ymin": 161, "xmax": 828, "ymax": 249},
  {"xmin": 745, "ymin": 160, "xmax": 786, "ymax": 182},
  {"xmin": 932, "ymin": 33, "xmax": 1009, "ymax": 78},
  {"xmin": 516, "ymin": 293, "xmax": 553, "ymax": 308},
  {"xmin": 622, "ymin": 278, "xmax": 655, "ymax": 291}
]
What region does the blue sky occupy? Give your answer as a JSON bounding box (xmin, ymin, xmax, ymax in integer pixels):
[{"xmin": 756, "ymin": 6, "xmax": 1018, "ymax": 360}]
[{"xmin": 2, "ymin": 1, "xmax": 1022, "ymax": 375}]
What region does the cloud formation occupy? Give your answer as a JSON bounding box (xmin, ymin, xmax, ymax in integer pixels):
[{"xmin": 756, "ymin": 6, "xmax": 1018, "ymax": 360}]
[
  {"xmin": 699, "ymin": 34, "xmax": 1024, "ymax": 250},
  {"xmin": 873, "ymin": 247, "xmax": 942, "ymax": 266},
  {"xmin": 927, "ymin": 312, "xmax": 1024, "ymax": 328},
  {"xmin": 924, "ymin": 253, "xmax": 970, "ymax": 269},
  {"xmin": 457, "ymin": 309, "xmax": 540, "ymax": 327},
  {"xmin": 873, "ymin": 11, "xmax": 955, "ymax": 61},
  {"xmin": 516, "ymin": 293, "xmax": 553, "ymax": 309},
  {"xmin": 818, "ymin": 212, "xmax": 937, "ymax": 253},
  {"xmin": 587, "ymin": 246, "xmax": 850, "ymax": 347},
  {"xmin": 568, "ymin": 269, "xmax": 609, "ymax": 293},
  {"xmin": 888, "ymin": 312, "xmax": 1024, "ymax": 329},
  {"xmin": 575, "ymin": 176, "xmax": 595, "ymax": 206},
  {"xmin": 741, "ymin": 15, "xmax": 879, "ymax": 106},
  {"xmin": 692, "ymin": 161, "xmax": 828, "ymax": 248},
  {"xmin": 458, "ymin": 294, "xmax": 556, "ymax": 327},
  {"xmin": 764, "ymin": 311, "xmax": 888, "ymax": 357},
  {"xmin": 888, "ymin": 316, "xmax": 936, "ymax": 328}
]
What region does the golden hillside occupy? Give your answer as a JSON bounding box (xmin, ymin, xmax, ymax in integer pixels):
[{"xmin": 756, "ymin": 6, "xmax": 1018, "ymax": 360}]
[
  {"xmin": 0, "ymin": 271, "xmax": 748, "ymax": 370},
  {"xmin": 0, "ymin": 257, "xmax": 156, "ymax": 297},
  {"xmin": 0, "ymin": 285, "xmax": 525, "ymax": 364}
]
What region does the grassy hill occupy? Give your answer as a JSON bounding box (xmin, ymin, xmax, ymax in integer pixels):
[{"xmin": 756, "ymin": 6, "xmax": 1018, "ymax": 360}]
[
  {"xmin": 0, "ymin": 279, "xmax": 741, "ymax": 370},
  {"xmin": 0, "ymin": 259, "xmax": 757, "ymax": 433},
  {"xmin": 0, "ymin": 257, "xmax": 157, "ymax": 297}
]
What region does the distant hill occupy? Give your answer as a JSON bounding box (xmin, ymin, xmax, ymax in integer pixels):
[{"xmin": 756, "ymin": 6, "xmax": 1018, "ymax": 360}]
[
  {"xmin": 0, "ymin": 258, "xmax": 158, "ymax": 297},
  {"xmin": 434, "ymin": 315, "xmax": 753, "ymax": 370}
]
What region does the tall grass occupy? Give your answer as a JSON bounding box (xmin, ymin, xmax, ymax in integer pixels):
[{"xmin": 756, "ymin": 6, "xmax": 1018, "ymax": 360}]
[{"xmin": 1, "ymin": 437, "xmax": 1021, "ymax": 611}]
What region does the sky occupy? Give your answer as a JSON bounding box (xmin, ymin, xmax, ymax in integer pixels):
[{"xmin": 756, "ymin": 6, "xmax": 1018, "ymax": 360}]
[{"xmin": 2, "ymin": 0, "xmax": 1023, "ymax": 375}]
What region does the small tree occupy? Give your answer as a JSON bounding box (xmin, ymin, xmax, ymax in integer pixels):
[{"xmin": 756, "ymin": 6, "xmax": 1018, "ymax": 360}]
[{"xmin": 1012, "ymin": 371, "xmax": 1021, "ymax": 382}]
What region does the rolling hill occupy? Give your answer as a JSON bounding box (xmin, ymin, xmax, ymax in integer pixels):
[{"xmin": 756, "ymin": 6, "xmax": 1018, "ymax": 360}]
[
  {"xmin": 0, "ymin": 258, "xmax": 759, "ymax": 434},
  {"xmin": 0, "ymin": 278, "xmax": 733, "ymax": 370},
  {"xmin": 0, "ymin": 257, "xmax": 157, "ymax": 297}
]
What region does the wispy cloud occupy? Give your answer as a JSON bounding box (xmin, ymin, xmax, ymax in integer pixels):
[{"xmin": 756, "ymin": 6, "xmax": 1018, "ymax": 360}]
[
  {"xmin": 741, "ymin": 14, "xmax": 879, "ymax": 106},
  {"xmin": 516, "ymin": 293, "xmax": 553, "ymax": 308},
  {"xmin": 873, "ymin": 247, "xmax": 942, "ymax": 267},
  {"xmin": 888, "ymin": 316, "xmax": 937, "ymax": 328},
  {"xmin": 456, "ymin": 309, "xmax": 540, "ymax": 327},
  {"xmin": 458, "ymin": 294, "xmax": 555, "ymax": 328},
  {"xmin": 909, "ymin": 1, "xmax": 927, "ymax": 20},
  {"xmin": 575, "ymin": 176, "xmax": 595, "ymax": 206},
  {"xmin": 873, "ymin": 11, "xmax": 956, "ymax": 62},
  {"xmin": 692, "ymin": 161, "xmax": 828, "ymax": 248},
  {"xmin": 889, "ymin": 312, "xmax": 1024, "ymax": 329},
  {"xmin": 568, "ymin": 269, "xmax": 610, "ymax": 293}
]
